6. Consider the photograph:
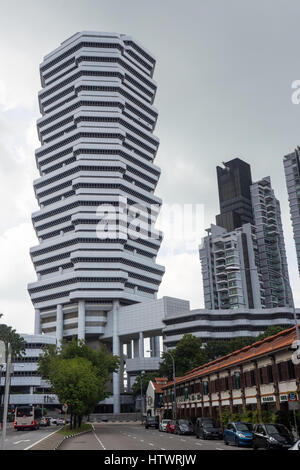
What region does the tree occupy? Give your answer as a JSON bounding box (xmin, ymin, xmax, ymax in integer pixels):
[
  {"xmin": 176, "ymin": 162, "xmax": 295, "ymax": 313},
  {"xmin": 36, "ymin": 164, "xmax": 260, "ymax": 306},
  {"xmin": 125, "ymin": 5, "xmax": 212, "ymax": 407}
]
[
  {"xmin": 158, "ymin": 334, "xmax": 206, "ymax": 379},
  {"xmin": 38, "ymin": 337, "xmax": 119, "ymax": 428},
  {"xmin": 48, "ymin": 356, "xmax": 100, "ymax": 428},
  {"xmin": 131, "ymin": 372, "xmax": 158, "ymax": 399},
  {"xmin": 255, "ymin": 326, "xmax": 285, "ymax": 342},
  {"xmin": 0, "ymin": 324, "xmax": 26, "ymax": 360},
  {"xmin": 203, "ymin": 337, "xmax": 254, "ymax": 363}
]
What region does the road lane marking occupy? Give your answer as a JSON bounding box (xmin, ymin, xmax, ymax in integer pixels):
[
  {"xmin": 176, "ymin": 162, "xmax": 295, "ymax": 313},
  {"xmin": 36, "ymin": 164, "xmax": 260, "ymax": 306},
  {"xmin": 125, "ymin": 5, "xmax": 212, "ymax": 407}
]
[
  {"xmin": 24, "ymin": 429, "xmax": 59, "ymax": 450},
  {"xmin": 14, "ymin": 440, "xmax": 31, "ymax": 445},
  {"xmin": 149, "ymin": 443, "xmax": 154, "ymax": 446},
  {"xmin": 92, "ymin": 424, "xmax": 106, "ymax": 450}
]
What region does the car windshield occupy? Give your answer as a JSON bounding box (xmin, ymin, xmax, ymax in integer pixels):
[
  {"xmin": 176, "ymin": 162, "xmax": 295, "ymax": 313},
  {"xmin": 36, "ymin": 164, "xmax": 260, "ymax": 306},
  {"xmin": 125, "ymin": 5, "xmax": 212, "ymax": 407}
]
[
  {"xmin": 265, "ymin": 424, "xmax": 290, "ymax": 436},
  {"xmin": 203, "ymin": 423, "xmax": 217, "ymax": 429},
  {"xmin": 162, "ymin": 420, "xmax": 170, "ymax": 424},
  {"xmin": 178, "ymin": 420, "xmax": 189, "ymax": 425},
  {"xmin": 235, "ymin": 423, "xmax": 251, "ymax": 431}
]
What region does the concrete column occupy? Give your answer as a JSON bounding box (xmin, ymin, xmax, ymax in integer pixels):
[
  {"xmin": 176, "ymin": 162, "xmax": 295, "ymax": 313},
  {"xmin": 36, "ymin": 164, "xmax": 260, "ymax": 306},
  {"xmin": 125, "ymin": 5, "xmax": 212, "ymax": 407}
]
[
  {"xmin": 133, "ymin": 339, "xmax": 139, "ymax": 358},
  {"xmin": 139, "ymin": 332, "xmax": 144, "ymax": 358},
  {"xmin": 151, "ymin": 336, "xmax": 160, "ymax": 357},
  {"xmin": 112, "ymin": 301, "xmax": 120, "ymax": 414},
  {"xmin": 119, "ymin": 342, "xmax": 124, "ymax": 393},
  {"xmin": 127, "ymin": 341, "xmax": 132, "ymax": 359},
  {"xmin": 56, "ymin": 304, "xmax": 63, "ymax": 347},
  {"xmin": 34, "ymin": 308, "xmax": 41, "ymax": 335},
  {"xmin": 78, "ymin": 300, "xmax": 85, "ymax": 341}
]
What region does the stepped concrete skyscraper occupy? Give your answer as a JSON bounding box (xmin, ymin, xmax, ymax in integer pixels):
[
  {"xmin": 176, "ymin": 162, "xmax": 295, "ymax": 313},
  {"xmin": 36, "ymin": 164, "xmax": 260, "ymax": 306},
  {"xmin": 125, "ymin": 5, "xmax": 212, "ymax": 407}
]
[{"xmin": 28, "ymin": 31, "xmax": 165, "ymax": 412}]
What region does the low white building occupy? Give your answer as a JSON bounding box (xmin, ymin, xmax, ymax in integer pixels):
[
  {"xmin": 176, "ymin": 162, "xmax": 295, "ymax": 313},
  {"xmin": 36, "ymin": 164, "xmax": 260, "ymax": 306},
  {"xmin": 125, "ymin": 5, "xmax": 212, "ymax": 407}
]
[{"xmin": 0, "ymin": 334, "xmax": 59, "ymax": 408}]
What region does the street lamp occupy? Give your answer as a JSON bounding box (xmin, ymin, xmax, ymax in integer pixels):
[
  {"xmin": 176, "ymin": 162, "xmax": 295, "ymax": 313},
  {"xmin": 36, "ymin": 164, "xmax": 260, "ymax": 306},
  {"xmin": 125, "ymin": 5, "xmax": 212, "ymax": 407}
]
[
  {"xmin": 163, "ymin": 350, "xmax": 177, "ymax": 420},
  {"xmin": 225, "ymin": 265, "xmax": 300, "ymax": 342}
]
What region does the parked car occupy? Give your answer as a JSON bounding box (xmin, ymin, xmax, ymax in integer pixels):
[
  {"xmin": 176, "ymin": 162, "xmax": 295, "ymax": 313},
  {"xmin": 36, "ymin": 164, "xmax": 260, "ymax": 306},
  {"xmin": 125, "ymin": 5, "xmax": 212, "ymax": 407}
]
[
  {"xmin": 174, "ymin": 419, "xmax": 194, "ymax": 435},
  {"xmin": 56, "ymin": 417, "xmax": 65, "ymax": 426},
  {"xmin": 50, "ymin": 417, "xmax": 57, "ymax": 425},
  {"xmin": 145, "ymin": 416, "xmax": 159, "ymax": 429},
  {"xmin": 40, "ymin": 417, "xmax": 49, "ymax": 427},
  {"xmin": 252, "ymin": 423, "xmax": 296, "ymax": 450},
  {"xmin": 159, "ymin": 419, "xmax": 171, "ymax": 432},
  {"xmin": 289, "ymin": 440, "xmax": 300, "ymax": 451},
  {"xmin": 224, "ymin": 422, "xmax": 253, "ymax": 447},
  {"xmin": 166, "ymin": 420, "xmax": 176, "ymax": 433},
  {"xmin": 195, "ymin": 419, "xmax": 223, "ymax": 440},
  {"xmin": 101, "ymin": 416, "xmax": 108, "ymax": 422}
]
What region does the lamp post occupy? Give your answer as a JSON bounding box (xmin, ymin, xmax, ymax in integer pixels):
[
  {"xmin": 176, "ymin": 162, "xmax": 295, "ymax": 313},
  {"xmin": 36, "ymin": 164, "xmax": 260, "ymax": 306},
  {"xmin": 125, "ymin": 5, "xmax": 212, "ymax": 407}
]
[
  {"xmin": 139, "ymin": 371, "xmax": 145, "ymax": 417},
  {"xmin": 0, "ymin": 343, "xmax": 12, "ymax": 451},
  {"xmin": 225, "ymin": 265, "xmax": 300, "ymax": 342},
  {"xmin": 163, "ymin": 350, "xmax": 177, "ymax": 420}
]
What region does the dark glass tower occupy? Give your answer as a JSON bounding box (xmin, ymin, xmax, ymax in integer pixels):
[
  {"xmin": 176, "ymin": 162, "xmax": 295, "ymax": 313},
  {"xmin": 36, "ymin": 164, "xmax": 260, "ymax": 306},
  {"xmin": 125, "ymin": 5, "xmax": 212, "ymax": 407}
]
[{"xmin": 216, "ymin": 158, "xmax": 253, "ymax": 231}]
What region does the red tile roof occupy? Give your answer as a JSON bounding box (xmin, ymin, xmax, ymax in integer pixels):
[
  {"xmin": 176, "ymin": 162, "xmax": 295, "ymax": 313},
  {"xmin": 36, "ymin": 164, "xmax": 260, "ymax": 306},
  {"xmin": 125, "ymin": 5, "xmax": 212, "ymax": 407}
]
[
  {"xmin": 151, "ymin": 377, "xmax": 169, "ymax": 393},
  {"xmin": 162, "ymin": 325, "xmax": 299, "ymax": 389}
]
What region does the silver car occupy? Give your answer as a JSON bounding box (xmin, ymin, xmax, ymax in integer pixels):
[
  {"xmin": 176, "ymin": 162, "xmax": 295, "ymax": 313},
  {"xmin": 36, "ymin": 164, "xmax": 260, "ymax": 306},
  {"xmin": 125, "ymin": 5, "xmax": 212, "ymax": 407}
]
[{"xmin": 159, "ymin": 419, "xmax": 171, "ymax": 432}]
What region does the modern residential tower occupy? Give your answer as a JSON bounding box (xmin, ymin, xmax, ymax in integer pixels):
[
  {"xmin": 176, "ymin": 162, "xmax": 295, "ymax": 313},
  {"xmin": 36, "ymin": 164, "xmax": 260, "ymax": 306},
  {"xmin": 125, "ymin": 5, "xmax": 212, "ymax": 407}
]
[
  {"xmin": 284, "ymin": 147, "xmax": 300, "ymax": 275},
  {"xmin": 200, "ymin": 158, "xmax": 293, "ymax": 310}
]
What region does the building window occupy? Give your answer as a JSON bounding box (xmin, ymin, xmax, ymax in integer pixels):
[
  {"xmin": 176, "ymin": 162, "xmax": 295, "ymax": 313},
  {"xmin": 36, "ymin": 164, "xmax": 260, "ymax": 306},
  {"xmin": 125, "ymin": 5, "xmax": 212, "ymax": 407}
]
[
  {"xmin": 233, "ymin": 372, "xmax": 241, "ymax": 389},
  {"xmin": 202, "ymin": 381, "xmax": 209, "ymax": 395}
]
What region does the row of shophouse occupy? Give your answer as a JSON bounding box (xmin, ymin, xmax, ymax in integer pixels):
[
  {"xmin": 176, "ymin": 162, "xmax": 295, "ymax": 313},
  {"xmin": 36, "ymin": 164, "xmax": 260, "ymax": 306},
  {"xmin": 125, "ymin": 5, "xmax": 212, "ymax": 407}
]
[{"xmin": 158, "ymin": 326, "xmax": 300, "ymax": 422}]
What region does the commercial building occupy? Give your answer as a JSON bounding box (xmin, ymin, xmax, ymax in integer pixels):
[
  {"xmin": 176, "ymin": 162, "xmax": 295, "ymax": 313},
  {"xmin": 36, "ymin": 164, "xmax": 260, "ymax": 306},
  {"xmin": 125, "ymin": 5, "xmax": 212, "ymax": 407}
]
[
  {"xmin": 0, "ymin": 334, "xmax": 58, "ymax": 408},
  {"xmin": 200, "ymin": 159, "xmax": 293, "ymax": 310},
  {"xmin": 162, "ymin": 325, "xmax": 300, "ymax": 422},
  {"xmin": 216, "ymin": 158, "xmax": 253, "ymax": 232},
  {"xmin": 163, "ymin": 306, "xmax": 300, "ymax": 348},
  {"xmin": 284, "ymin": 148, "xmax": 300, "ymax": 275},
  {"xmin": 27, "ymin": 31, "xmax": 165, "ymax": 413}
]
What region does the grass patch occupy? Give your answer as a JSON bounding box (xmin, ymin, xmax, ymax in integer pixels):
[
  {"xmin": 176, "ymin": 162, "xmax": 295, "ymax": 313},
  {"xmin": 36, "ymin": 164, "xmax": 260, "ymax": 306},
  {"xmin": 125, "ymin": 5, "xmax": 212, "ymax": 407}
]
[{"xmin": 57, "ymin": 423, "xmax": 92, "ymax": 437}]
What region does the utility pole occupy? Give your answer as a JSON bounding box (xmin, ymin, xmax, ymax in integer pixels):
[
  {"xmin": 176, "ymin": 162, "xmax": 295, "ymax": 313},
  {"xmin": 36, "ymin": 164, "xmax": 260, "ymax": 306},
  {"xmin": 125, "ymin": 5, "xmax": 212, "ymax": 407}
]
[
  {"xmin": 0, "ymin": 343, "xmax": 12, "ymax": 451},
  {"xmin": 164, "ymin": 351, "xmax": 177, "ymax": 420}
]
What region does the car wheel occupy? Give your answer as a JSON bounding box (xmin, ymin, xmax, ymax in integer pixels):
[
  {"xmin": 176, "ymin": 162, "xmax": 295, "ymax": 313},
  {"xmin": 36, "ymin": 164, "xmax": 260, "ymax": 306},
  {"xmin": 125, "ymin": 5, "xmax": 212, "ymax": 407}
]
[
  {"xmin": 196, "ymin": 434, "xmax": 199, "ymax": 439},
  {"xmin": 235, "ymin": 437, "xmax": 240, "ymax": 447},
  {"xmin": 224, "ymin": 437, "xmax": 228, "ymax": 445},
  {"xmin": 252, "ymin": 442, "xmax": 257, "ymax": 450}
]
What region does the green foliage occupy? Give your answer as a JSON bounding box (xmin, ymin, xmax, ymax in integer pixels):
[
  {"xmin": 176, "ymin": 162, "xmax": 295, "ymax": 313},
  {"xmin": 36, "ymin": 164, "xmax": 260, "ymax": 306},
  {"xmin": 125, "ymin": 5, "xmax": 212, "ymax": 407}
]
[
  {"xmin": 255, "ymin": 326, "xmax": 285, "ymax": 342},
  {"xmin": 131, "ymin": 372, "xmax": 157, "ymax": 399},
  {"xmin": 0, "ymin": 323, "xmax": 26, "ymax": 360},
  {"xmin": 38, "ymin": 337, "xmax": 119, "ymax": 426},
  {"xmin": 158, "ymin": 334, "xmax": 206, "ymax": 379}
]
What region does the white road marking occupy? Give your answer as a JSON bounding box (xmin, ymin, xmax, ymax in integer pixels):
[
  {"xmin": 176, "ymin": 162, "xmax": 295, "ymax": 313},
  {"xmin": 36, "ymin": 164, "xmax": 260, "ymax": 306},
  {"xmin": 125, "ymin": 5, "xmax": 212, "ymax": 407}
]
[
  {"xmin": 180, "ymin": 439, "xmax": 186, "ymax": 442},
  {"xmin": 14, "ymin": 440, "xmax": 31, "ymax": 445},
  {"xmin": 24, "ymin": 429, "xmax": 59, "ymax": 450},
  {"xmin": 92, "ymin": 424, "xmax": 106, "ymax": 450},
  {"xmin": 149, "ymin": 443, "xmax": 154, "ymax": 446}
]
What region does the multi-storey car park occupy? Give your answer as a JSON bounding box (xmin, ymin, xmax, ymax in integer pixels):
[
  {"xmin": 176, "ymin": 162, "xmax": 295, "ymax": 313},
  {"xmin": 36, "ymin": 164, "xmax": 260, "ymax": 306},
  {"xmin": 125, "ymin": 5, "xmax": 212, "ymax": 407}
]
[{"xmin": 27, "ymin": 31, "xmax": 166, "ymax": 413}]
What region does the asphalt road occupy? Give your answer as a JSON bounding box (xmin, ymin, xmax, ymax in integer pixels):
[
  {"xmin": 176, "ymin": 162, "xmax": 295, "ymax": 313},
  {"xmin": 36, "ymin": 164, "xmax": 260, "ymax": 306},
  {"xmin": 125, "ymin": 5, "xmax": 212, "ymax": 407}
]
[
  {"xmin": 58, "ymin": 422, "xmax": 248, "ymax": 451},
  {"xmin": 2, "ymin": 425, "xmax": 61, "ymax": 450}
]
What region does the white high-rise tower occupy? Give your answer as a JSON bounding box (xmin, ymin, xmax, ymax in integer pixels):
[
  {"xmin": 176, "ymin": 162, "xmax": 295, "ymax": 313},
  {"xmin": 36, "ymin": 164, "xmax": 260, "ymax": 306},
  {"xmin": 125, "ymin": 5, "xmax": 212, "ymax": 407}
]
[{"xmin": 28, "ymin": 32, "xmax": 165, "ymax": 411}]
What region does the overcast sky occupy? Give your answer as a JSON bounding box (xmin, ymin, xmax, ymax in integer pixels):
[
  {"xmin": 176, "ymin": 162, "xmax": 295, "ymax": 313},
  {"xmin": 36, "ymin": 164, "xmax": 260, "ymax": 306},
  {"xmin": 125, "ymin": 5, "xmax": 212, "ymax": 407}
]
[{"xmin": 1, "ymin": 0, "xmax": 300, "ymax": 333}]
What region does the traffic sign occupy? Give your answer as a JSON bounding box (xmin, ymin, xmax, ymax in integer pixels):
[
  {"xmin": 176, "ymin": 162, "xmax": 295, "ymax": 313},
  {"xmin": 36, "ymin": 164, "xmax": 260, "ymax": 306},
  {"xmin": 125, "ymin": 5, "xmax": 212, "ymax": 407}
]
[{"xmin": 288, "ymin": 392, "xmax": 298, "ymax": 402}]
